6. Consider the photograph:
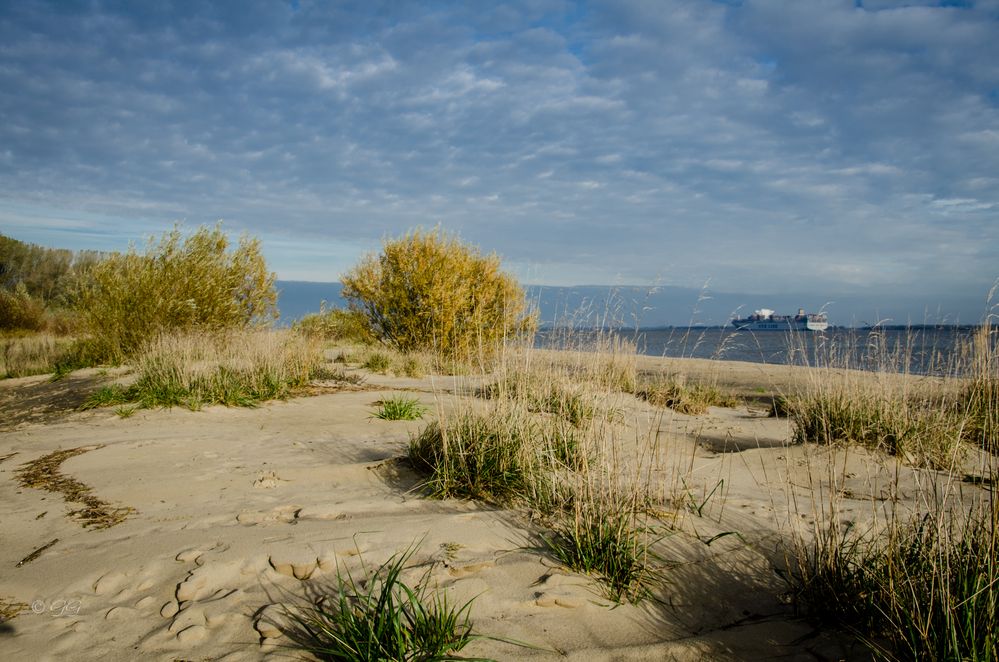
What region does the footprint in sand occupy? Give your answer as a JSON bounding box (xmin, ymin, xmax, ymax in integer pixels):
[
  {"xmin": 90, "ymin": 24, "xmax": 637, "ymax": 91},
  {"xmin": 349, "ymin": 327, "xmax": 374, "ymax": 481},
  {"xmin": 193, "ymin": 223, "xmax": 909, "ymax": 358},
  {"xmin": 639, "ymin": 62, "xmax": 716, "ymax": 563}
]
[
  {"xmin": 92, "ymin": 571, "xmax": 128, "ymax": 596},
  {"xmin": 253, "ymin": 471, "xmax": 286, "ymax": 489},
  {"xmin": 531, "ymin": 572, "xmax": 588, "ymax": 609},
  {"xmin": 104, "ymin": 605, "xmax": 139, "ymax": 620},
  {"xmin": 236, "ymin": 505, "xmax": 300, "ymax": 525},
  {"xmin": 534, "ymin": 594, "xmax": 585, "ymax": 608},
  {"xmin": 446, "ymin": 560, "xmax": 495, "ymax": 578},
  {"xmin": 166, "ymin": 560, "xmax": 259, "ymax": 644},
  {"xmin": 254, "ymin": 603, "xmax": 292, "ymax": 640},
  {"xmin": 267, "ymin": 547, "xmax": 324, "ymax": 580},
  {"xmin": 175, "ymin": 560, "xmax": 255, "ymax": 603}
]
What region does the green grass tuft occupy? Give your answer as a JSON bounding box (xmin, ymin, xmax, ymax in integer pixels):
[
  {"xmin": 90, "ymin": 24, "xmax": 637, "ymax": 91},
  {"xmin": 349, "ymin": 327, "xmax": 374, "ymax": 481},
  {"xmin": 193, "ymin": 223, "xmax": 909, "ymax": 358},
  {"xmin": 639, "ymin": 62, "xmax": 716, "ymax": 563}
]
[
  {"xmin": 373, "ymin": 395, "xmax": 428, "ymax": 421},
  {"xmin": 81, "ymin": 383, "xmax": 135, "ymax": 410},
  {"xmin": 284, "ymin": 544, "xmax": 486, "ymax": 662},
  {"xmin": 787, "ymin": 389, "xmax": 964, "ymax": 469},
  {"xmin": 409, "ymin": 414, "xmax": 533, "ymax": 503},
  {"xmin": 543, "ymin": 498, "xmax": 659, "ymax": 604}
]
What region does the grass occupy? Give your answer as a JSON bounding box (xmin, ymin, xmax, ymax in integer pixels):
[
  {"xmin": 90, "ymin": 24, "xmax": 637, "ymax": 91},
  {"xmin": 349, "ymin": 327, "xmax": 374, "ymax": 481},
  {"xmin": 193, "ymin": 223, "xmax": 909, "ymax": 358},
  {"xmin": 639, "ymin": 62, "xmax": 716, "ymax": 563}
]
[
  {"xmin": 0, "ymin": 333, "xmax": 79, "ymax": 379},
  {"xmin": 284, "ymin": 544, "xmax": 486, "ymax": 662},
  {"xmin": 773, "ymin": 324, "xmax": 997, "ymax": 469},
  {"xmin": 309, "ymin": 363, "xmax": 366, "ymax": 385},
  {"xmin": 409, "ymin": 411, "xmax": 537, "ymax": 503},
  {"xmin": 793, "ymin": 495, "xmax": 998, "ymax": 660},
  {"xmin": 484, "ymin": 370, "xmax": 598, "ymax": 427},
  {"xmin": 635, "ymin": 375, "xmax": 738, "ymax": 415},
  {"xmin": 542, "ymin": 491, "xmax": 660, "ymax": 603},
  {"xmin": 782, "ymin": 320, "xmax": 999, "ymax": 659},
  {"xmin": 373, "ymin": 395, "xmax": 428, "ymax": 421},
  {"xmin": 81, "ymin": 330, "xmax": 323, "ymax": 411},
  {"xmin": 362, "ymin": 351, "xmax": 392, "ymax": 373},
  {"xmin": 786, "ymin": 387, "xmax": 963, "ymax": 468},
  {"xmin": 960, "ymin": 323, "xmax": 998, "ymax": 453},
  {"xmin": 409, "ymin": 336, "xmax": 666, "ymax": 603}
]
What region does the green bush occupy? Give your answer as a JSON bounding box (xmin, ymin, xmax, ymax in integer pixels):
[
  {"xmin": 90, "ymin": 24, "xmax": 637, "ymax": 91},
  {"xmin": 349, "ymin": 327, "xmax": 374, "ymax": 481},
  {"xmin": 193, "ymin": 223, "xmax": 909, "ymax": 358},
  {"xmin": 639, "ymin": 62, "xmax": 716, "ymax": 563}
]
[
  {"xmin": 76, "ymin": 225, "xmax": 277, "ymax": 363},
  {"xmin": 341, "ymin": 228, "xmax": 535, "ymax": 359}
]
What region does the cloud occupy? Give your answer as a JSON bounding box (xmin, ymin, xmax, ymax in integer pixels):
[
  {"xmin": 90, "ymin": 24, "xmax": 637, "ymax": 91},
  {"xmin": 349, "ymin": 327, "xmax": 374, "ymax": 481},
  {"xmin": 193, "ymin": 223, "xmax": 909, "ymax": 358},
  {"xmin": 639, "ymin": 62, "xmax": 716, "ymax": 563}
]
[{"xmin": 0, "ymin": 0, "xmax": 996, "ymax": 310}]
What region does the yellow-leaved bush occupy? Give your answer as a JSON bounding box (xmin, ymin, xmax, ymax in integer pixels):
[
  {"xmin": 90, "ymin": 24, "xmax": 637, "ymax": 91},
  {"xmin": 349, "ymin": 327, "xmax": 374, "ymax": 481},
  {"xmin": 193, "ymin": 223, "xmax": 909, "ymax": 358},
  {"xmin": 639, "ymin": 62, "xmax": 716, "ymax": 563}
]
[
  {"xmin": 341, "ymin": 228, "xmax": 536, "ymax": 358},
  {"xmin": 77, "ymin": 225, "xmax": 277, "ymax": 363}
]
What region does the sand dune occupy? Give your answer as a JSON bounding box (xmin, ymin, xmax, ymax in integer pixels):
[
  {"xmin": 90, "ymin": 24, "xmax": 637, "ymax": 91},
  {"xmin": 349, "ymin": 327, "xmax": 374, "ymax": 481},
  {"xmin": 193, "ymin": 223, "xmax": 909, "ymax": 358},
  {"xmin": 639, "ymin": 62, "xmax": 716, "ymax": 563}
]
[{"xmin": 1, "ymin": 358, "xmax": 944, "ymax": 661}]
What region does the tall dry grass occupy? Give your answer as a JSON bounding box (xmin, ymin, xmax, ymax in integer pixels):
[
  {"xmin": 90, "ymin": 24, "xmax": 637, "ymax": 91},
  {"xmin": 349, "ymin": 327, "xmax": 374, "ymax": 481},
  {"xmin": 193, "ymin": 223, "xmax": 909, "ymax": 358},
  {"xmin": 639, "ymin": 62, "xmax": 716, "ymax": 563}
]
[
  {"xmin": 84, "ymin": 330, "xmax": 323, "ymax": 410},
  {"xmin": 0, "ymin": 334, "xmax": 77, "ymax": 378},
  {"xmin": 777, "ymin": 326, "xmax": 989, "ymax": 469},
  {"xmin": 409, "ymin": 330, "xmax": 677, "ymax": 603},
  {"xmin": 784, "ymin": 320, "xmax": 998, "ymax": 660}
]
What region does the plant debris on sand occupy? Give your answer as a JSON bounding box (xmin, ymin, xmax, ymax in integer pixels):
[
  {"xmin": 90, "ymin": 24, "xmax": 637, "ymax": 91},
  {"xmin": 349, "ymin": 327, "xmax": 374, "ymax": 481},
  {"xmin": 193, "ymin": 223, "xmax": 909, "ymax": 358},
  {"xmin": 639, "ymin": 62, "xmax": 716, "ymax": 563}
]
[{"xmin": 14, "ymin": 446, "xmax": 134, "ymax": 529}]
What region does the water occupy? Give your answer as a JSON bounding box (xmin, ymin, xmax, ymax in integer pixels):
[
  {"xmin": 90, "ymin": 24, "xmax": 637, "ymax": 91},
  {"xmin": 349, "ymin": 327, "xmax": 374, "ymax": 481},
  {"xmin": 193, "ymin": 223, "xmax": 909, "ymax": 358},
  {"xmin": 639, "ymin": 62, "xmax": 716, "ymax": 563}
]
[
  {"xmin": 273, "ymin": 281, "xmax": 984, "ymax": 375},
  {"xmin": 539, "ymin": 326, "xmax": 982, "ymax": 376}
]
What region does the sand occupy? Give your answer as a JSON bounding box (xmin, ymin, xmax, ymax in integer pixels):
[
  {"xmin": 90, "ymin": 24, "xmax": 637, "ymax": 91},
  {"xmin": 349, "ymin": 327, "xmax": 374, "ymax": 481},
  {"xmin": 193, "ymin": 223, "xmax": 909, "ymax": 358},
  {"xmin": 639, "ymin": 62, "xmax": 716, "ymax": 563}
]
[{"xmin": 0, "ymin": 356, "xmax": 976, "ymax": 661}]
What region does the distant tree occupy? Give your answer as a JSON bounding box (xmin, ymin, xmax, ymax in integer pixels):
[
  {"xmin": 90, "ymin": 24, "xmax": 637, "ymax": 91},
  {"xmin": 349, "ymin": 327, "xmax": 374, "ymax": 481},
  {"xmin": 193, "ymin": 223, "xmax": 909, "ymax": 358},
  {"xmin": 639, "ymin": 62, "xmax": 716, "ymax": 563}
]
[{"xmin": 0, "ymin": 233, "xmax": 104, "ymax": 308}]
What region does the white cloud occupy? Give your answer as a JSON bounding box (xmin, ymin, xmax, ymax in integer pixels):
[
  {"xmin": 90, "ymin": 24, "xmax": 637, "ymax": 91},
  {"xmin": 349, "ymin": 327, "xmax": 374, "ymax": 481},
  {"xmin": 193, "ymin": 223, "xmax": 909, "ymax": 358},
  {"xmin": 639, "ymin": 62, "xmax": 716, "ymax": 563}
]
[{"xmin": 0, "ymin": 0, "xmax": 995, "ymax": 307}]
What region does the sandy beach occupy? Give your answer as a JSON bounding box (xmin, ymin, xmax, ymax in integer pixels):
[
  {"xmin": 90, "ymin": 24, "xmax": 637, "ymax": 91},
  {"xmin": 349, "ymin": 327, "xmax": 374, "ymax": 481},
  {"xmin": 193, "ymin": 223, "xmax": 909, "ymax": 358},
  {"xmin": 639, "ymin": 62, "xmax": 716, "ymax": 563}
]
[{"xmin": 0, "ymin": 354, "xmax": 985, "ymax": 661}]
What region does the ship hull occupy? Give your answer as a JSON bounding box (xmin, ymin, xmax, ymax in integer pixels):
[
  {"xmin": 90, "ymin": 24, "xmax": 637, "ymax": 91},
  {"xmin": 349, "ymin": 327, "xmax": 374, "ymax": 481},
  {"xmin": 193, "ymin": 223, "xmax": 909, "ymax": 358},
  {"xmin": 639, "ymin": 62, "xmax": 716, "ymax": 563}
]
[{"xmin": 732, "ymin": 320, "xmax": 828, "ymax": 331}]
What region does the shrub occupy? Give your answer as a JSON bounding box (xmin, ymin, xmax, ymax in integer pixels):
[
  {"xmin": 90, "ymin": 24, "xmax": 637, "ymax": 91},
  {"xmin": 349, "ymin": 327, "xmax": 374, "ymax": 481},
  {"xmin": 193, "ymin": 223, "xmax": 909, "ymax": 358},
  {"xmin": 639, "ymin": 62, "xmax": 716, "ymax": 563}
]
[
  {"xmin": 76, "ymin": 225, "xmax": 277, "ymax": 363},
  {"xmin": 341, "ymin": 228, "xmax": 535, "ymax": 359},
  {"xmin": 293, "ymin": 304, "xmax": 373, "ymax": 344},
  {"xmin": 0, "ymin": 283, "xmax": 44, "ymax": 332},
  {"xmin": 0, "ymin": 233, "xmax": 103, "ymax": 307}
]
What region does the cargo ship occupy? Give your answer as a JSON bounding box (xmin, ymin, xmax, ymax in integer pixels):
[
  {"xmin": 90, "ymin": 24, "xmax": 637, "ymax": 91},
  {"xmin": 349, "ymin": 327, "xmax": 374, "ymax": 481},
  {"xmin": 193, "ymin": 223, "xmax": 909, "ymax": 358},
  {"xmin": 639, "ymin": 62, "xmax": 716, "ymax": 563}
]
[{"xmin": 731, "ymin": 308, "xmax": 828, "ymax": 331}]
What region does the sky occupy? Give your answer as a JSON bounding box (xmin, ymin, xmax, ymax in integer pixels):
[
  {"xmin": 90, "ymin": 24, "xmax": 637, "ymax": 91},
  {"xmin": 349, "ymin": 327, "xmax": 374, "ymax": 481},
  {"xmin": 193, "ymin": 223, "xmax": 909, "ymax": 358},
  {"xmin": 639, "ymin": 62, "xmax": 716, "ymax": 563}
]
[{"xmin": 1, "ymin": 0, "xmax": 998, "ymax": 316}]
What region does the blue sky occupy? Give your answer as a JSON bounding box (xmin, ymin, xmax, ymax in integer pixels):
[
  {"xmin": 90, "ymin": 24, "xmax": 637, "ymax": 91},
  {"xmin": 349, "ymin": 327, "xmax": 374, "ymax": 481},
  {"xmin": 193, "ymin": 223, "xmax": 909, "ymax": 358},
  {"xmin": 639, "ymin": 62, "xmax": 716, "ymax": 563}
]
[{"xmin": 2, "ymin": 0, "xmax": 998, "ymax": 312}]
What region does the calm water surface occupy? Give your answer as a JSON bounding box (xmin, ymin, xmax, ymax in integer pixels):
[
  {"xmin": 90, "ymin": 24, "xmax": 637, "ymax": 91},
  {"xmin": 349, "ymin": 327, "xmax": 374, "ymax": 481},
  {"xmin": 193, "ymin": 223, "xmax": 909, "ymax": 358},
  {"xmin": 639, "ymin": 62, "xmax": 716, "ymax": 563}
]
[{"xmin": 538, "ymin": 327, "xmax": 983, "ymax": 376}]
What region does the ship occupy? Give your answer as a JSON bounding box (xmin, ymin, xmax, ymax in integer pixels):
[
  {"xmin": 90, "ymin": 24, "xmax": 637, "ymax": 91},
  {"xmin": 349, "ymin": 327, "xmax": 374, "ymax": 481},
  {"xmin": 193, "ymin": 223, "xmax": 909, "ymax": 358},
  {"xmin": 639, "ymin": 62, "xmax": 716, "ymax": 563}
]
[{"xmin": 731, "ymin": 308, "xmax": 829, "ymax": 331}]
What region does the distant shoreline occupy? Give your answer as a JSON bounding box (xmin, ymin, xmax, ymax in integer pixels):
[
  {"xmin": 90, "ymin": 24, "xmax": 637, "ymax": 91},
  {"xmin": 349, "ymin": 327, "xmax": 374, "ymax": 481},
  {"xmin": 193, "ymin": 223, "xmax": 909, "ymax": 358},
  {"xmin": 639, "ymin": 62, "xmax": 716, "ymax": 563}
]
[{"xmin": 538, "ymin": 323, "xmax": 985, "ymax": 331}]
